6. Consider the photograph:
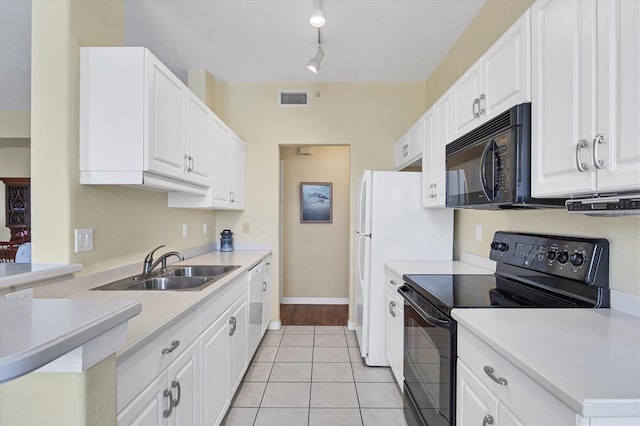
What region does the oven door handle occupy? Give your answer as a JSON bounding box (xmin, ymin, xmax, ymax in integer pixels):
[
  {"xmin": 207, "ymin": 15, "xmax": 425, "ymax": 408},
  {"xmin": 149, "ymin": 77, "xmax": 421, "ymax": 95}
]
[{"xmin": 398, "ymin": 286, "xmax": 452, "ymax": 330}]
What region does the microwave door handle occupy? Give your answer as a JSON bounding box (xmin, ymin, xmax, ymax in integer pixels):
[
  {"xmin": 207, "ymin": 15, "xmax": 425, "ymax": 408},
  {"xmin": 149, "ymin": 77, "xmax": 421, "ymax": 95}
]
[{"xmin": 480, "ymin": 141, "xmax": 493, "ymax": 200}]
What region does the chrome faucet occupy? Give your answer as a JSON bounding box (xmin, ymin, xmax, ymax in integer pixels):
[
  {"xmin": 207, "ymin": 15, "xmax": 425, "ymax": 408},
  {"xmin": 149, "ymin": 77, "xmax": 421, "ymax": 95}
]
[{"xmin": 143, "ymin": 245, "xmax": 184, "ymax": 275}]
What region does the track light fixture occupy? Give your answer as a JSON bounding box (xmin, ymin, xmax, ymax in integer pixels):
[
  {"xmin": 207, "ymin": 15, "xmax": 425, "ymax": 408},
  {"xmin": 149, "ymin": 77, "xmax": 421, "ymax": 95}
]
[
  {"xmin": 306, "ymin": 46, "xmax": 325, "ymax": 74},
  {"xmin": 309, "ymin": 0, "xmax": 326, "ymax": 28},
  {"xmin": 306, "ymin": 29, "xmax": 324, "ymax": 74}
]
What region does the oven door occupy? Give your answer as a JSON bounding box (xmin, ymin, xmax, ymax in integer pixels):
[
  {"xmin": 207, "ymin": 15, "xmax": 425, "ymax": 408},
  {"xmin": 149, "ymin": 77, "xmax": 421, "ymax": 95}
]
[{"xmin": 399, "ymin": 285, "xmax": 455, "ymax": 426}]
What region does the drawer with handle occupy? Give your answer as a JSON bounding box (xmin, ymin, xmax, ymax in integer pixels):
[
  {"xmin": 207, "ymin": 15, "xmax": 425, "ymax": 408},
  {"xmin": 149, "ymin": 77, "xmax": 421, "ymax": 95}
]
[
  {"xmin": 457, "ymin": 325, "xmax": 576, "ymax": 425},
  {"xmin": 116, "ymin": 308, "xmax": 199, "ymax": 412}
]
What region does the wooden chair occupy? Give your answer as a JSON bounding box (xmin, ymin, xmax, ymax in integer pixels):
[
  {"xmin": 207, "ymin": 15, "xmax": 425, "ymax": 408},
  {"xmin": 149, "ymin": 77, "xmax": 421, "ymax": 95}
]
[{"xmin": 0, "ymin": 237, "xmax": 31, "ymax": 263}]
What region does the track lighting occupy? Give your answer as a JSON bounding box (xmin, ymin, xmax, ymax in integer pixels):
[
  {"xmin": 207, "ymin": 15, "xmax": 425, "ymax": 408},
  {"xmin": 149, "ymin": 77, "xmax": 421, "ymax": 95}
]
[
  {"xmin": 306, "ymin": 46, "xmax": 325, "ymax": 73},
  {"xmin": 309, "ymin": 0, "xmax": 326, "ymax": 28}
]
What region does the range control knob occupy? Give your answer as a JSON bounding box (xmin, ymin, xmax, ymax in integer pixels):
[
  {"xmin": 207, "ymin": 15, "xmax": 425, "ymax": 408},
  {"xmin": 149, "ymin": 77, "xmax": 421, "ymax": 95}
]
[
  {"xmin": 557, "ymin": 251, "xmax": 569, "ymax": 264},
  {"xmin": 570, "ymin": 253, "xmax": 584, "ymax": 267},
  {"xmin": 547, "ymin": 250, "xmax": 557, "ymax": 261},
  {"xmin": 491, "ymin": 242, "xmax": 509, "ymax": 252}
]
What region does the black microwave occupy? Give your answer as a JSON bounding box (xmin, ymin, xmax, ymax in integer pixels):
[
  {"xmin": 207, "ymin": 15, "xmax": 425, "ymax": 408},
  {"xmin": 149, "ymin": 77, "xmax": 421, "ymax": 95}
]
[{"xmin": 445, "ymin": 103, "xmax": 565, "ymax": 209}]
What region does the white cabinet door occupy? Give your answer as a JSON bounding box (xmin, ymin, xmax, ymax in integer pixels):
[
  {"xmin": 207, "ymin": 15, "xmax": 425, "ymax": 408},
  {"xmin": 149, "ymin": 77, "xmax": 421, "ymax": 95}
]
[
  {"xmin": 384, "ymin": 273, "xmax": 403, "ymax": 387},
  {"xmin": 211, "ymin": 117, "xmax": 232, "ymax": 205},
  {"xmin": 167, "ymin": 340, "xmax": 199, "ymax": 426},
  {"xmin": 184, "ymin": 94, "xmax": 211, "ymax": 186},
  {"xmin": 456, "ymin": 360, "xmax": 498, "ymax": 426},
  {"xmin": 201, "ymin": 310, "xmax": 231, "ymax": 426},
  {"xmin": 532, "ymin": 0, "xmax": 640, "ymax": 198},
  {"xmin": 422, "ymin": 91, "xmax": 451, "ymax": 208},
  {"xmin": 395, "ymin": 119, "xmax": 423, "ymax": 170},
  {"xmin": 146, "ymin": 54, "xmax": 185, "ymax": 180},
  {"xmin": 483, "ymin": 10, "xmax": 531, "ymax": 119},
  {"xmin": 593, "ymin": 0, "xmax": 640, "ymax": 194},
  {"xmin": 451, "ymin": 61, "xmax": 483, "ymax": 140},
  {"xmin": 229, "ymin": 296, "xmax": 249, "ymax": 394},
  {"xmin": 451, "ymin": 10, "xmax": 531, "ymax": 141},
  {"xmin": 395, "ymin": 134, "xmax": 409, "ymax": 169},
  {"xmin": 531, "ymin": 0, "xmax": 598, "ymax": 197},
  {"xmin": 261, "ymin": 259, "xmax": 272, "ymax": 335},
  {"xmin": 230, "ymin": 134, "xmax": 245, "ymax": 207},
  {"xmin": 117, "ymin": 371, "xmax": 168, "ymax": 426}
]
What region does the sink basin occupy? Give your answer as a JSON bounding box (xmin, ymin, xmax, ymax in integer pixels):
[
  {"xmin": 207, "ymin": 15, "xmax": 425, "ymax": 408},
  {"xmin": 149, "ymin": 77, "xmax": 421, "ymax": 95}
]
[
  {"xmin": 164, "ymin": 265, "xmax": 240, "ymax": 277},
  {"xmin": 92, "ymin": 264, "xmax": 241, "ymax": 291},
  {"xmin": 126, "ymin": 276, "xmax": 211, "ymax": 290}
]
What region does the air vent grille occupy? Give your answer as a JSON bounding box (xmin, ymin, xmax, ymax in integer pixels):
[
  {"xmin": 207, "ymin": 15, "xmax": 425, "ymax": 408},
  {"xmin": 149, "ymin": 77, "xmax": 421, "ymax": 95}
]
[{"xmin": 280, "ymin": 91, "xmax": 309, "ymax": 106}]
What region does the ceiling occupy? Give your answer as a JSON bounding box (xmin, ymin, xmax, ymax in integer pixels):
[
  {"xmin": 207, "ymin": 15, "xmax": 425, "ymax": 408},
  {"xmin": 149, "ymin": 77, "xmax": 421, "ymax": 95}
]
[{"xmin": 0, "ymin": 0, "xmax": 486, "ymax": 111}]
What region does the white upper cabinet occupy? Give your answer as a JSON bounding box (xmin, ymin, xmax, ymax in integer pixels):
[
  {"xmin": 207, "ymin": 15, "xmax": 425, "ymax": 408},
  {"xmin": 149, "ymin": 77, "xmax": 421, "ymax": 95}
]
[
  {"xmin": 80, "ymin": 47, "xmax": 211, "ymax": 195},
  {"xmin": 395, "ymin": 119, "xmax": 423, "ymax": 170},
  {"xmin": 168, "ymin": 115, "xmax": 246, "ymax": 210},
  {"xmin": 422, "ymin": 91, "xmax": 451, "ymax": 208},
  {"xmin": 531, "ymin": 0, "xmax": 640, "ymax": 198},
  {"xmin": 451, "ymin": 10, "xmax": 531, "ymax": 140}
]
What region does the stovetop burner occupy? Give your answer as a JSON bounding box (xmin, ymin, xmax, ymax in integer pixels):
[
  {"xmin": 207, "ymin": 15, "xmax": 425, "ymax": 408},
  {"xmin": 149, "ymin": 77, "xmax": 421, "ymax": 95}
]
[{"xmin": 403, "ymin": 231, "xmax": 610, "ymax": 316}]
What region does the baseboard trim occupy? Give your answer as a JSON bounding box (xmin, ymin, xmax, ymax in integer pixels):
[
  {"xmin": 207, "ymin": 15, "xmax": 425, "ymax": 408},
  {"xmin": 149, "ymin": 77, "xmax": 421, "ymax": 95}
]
[
  {"xmin": 268, "ymin": 320, "xmax": 282, "ymax": 330},
  {"xmin": 281, "ymin": 297, "xmax": 349, "ymax": 305}
]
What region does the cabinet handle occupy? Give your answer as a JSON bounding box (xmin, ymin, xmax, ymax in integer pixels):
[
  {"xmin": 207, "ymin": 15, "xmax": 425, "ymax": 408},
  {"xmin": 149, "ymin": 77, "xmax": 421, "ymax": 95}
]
[
  {"xmin": 163, "ymin": 389, "xmax": 174, "ymax": 418},
  {"xmin": 575, "ymin": 139, "xmax": 589, "ymax": 172},
  {"xmin": 403, "ymin": 144, "xmax": 408, "ymax": 157},
  {"xmin": 183, "ymin": 154, "xmax": 189, "ymax": 172},
  {"xmin": 472, "ymin": 98, "xmax": 480, "ymax": 118},
  {"xmin": 171, "ymin": 380, "xmax": 181, "ymax": 408},
  {"xmin": 229, "ymin": 190, "xmax": 235, "ymax": 202},
  {"xmin": 389, "ymin": 301, "xmax": 396, "ymax": 318},
  {"xmin": 390, "ymin": 280, "xmax": 396, "ymax": 286},
  {"xmin": 483, "ymin": 366, "xmax": 508, "ymax": 386},
  {"xmin": 229, "ymin": 316, "xmax": 237, "ymax": 336},
  {"xmin": 262, "ymin": 281, "xmax": 267, "ymax": 292},
  {"xmin": 479, "ymin": 93, "xmax": 486, "ymax": 116},
  {"xmin": 592, "ymin": 133, "xmax": 606, "ymax": 169},
  {"xmin": 188, "ymin": 155, "xmax": 194, "ymax": 172},
  {"xmin": 482, "ymin": 414, "xmax": 494, "ymax": 426},
  {"xmin": 161, "ymin": 340, "xmax": 180, "ymax": 355}
]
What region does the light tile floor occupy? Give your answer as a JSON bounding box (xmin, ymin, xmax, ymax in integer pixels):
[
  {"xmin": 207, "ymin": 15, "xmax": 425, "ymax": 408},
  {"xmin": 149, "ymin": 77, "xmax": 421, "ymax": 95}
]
[{"xmin": 223, "ymin": 325, "xmax": 408, "ymax": 426}]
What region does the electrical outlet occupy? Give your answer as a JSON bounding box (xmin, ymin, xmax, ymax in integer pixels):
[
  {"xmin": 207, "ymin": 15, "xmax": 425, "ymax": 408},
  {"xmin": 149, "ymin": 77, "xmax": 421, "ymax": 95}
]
[
  {"xmin": 183, "ymin": 224, "xmax": 189, "ymax": 237},
  {"xmin": 476, "ymin": 225, "xmax": 482, "ymax": 241},
  {"xmin": 242, "ymin": 223, "xmax": 250, "ymax": 233}
]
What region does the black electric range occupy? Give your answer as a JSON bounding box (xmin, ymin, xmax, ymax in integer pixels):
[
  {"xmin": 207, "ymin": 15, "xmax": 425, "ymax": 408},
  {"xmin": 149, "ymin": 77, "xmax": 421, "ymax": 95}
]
[{"xmin": 399, "ymin": 231, "xmax": 610, "ymax": 426}]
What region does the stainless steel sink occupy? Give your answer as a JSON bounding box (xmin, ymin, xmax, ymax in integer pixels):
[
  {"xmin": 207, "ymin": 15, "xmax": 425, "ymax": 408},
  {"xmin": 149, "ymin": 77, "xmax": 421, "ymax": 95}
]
[
  {"xmin": 92, "ymin": 264, "xmax": 241, "ymax": 291},
  {"xmin": 164, "ymin": 265, "xmax": 240, "ymax": 277}
]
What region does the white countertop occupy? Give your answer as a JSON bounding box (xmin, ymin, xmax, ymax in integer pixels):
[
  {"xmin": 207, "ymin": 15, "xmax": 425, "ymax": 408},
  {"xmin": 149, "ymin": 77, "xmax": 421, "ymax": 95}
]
[
  {"xmin": 452, "ymin": 308, "xmax": 640, "ymax": 418},
  {"xmin": 0, "ymin": 297, "xmax": 141, "ymax": 384},
  {"xmin": 384, "ymin": 259, "xmax": 495, "ymax": 277},
  {"xmin": 65, "ymin": 250, "xmax": 270, "ymax": 363},
  {"xmin": 0, "ymin": 263, "xmax": 82, "ymax": 292}
]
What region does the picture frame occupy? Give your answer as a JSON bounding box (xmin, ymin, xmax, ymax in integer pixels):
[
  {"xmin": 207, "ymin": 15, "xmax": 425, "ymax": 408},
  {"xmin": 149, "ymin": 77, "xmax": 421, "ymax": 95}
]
[{"xmin": 300, "ymin": 182, "xmax": 333, "ymax": 223}]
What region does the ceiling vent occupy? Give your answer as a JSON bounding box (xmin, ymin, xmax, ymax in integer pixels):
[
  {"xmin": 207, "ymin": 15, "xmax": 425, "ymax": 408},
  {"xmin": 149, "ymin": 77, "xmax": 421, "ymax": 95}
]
[{"xmin": 279, "ymin": 91, "xmax": 309, "ymax": 106}]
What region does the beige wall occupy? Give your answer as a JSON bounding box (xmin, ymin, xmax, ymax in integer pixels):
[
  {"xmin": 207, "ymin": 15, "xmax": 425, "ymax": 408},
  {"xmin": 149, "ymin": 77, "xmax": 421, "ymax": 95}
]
[
  {"xmin": 0, "ymin": 111, "xmax": 30, "ymax": 138},
  {"xmin": 31, "ymin": 0, "xmax": 216, "ymax": 273},
  {"xmin": 0, "ymin": 354, "xmax": 116, "ymax": 425},
  {"xmin": 281, "ymin": 145, "xmax": 350, "ymax": 299},
  {"xmin": 427, "ymin": 0, "xmax": 640, "ymax": 296},
  {"xmin": 213, "ymin": 82, "xmax": 426, "ymax": 322}
]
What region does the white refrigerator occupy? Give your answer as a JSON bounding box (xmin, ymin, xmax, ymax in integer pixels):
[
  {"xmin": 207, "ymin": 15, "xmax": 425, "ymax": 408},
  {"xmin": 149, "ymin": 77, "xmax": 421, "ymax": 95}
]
[{"xmin": 354, "ymin": 170, "xmax": 453, "ymax": 366}]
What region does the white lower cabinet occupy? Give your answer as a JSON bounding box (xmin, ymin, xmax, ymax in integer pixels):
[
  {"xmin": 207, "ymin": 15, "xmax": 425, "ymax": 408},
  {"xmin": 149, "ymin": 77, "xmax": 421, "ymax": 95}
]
[
  {"xmin": 384, "ymin": 270, "xmax": 404, "ymax": 388},
  {"xmin": 261, "ymin": 257, "xmax": 272, "ymax": 335},
  {"xmin": 117, "ymin": 269, "xmax": 256, "ymax": 426},
  {"xmin": 457, "ymin": 325, "xmax": 640, "ymax": 425},
  {"xmin": 200, "ymin": 293, "xmax": 249, "ymax": 426},
  {"xmin": 117, "ymin": 339, "xmax": 200, "ymax": 425}
]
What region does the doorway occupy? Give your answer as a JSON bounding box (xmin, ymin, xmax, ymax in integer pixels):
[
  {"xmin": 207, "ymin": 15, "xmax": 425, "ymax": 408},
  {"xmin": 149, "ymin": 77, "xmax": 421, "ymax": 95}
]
[{"xmin": 279, "ymin": 145, "xmax": 350, "ymax": 315}]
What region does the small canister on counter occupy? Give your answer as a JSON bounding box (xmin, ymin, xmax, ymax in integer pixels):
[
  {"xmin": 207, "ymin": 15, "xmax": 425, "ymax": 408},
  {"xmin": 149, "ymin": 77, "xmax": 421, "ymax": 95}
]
[{"xmin": 220, "ymin": 229, "xmax": 234, "ymax": 252}]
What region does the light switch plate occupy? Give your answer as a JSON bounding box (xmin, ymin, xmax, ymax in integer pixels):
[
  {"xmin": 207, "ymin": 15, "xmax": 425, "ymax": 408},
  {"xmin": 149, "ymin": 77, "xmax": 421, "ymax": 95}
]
[{"xmin": 75, "ymin": 228, "xmax": 94, "ymax": 253}]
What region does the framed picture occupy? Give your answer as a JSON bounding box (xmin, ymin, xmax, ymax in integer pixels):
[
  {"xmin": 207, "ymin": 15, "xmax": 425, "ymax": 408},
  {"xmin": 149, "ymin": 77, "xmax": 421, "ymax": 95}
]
[{"xmin": 300, "ymin": 182, "xmax": 333, "ymax": 223}]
